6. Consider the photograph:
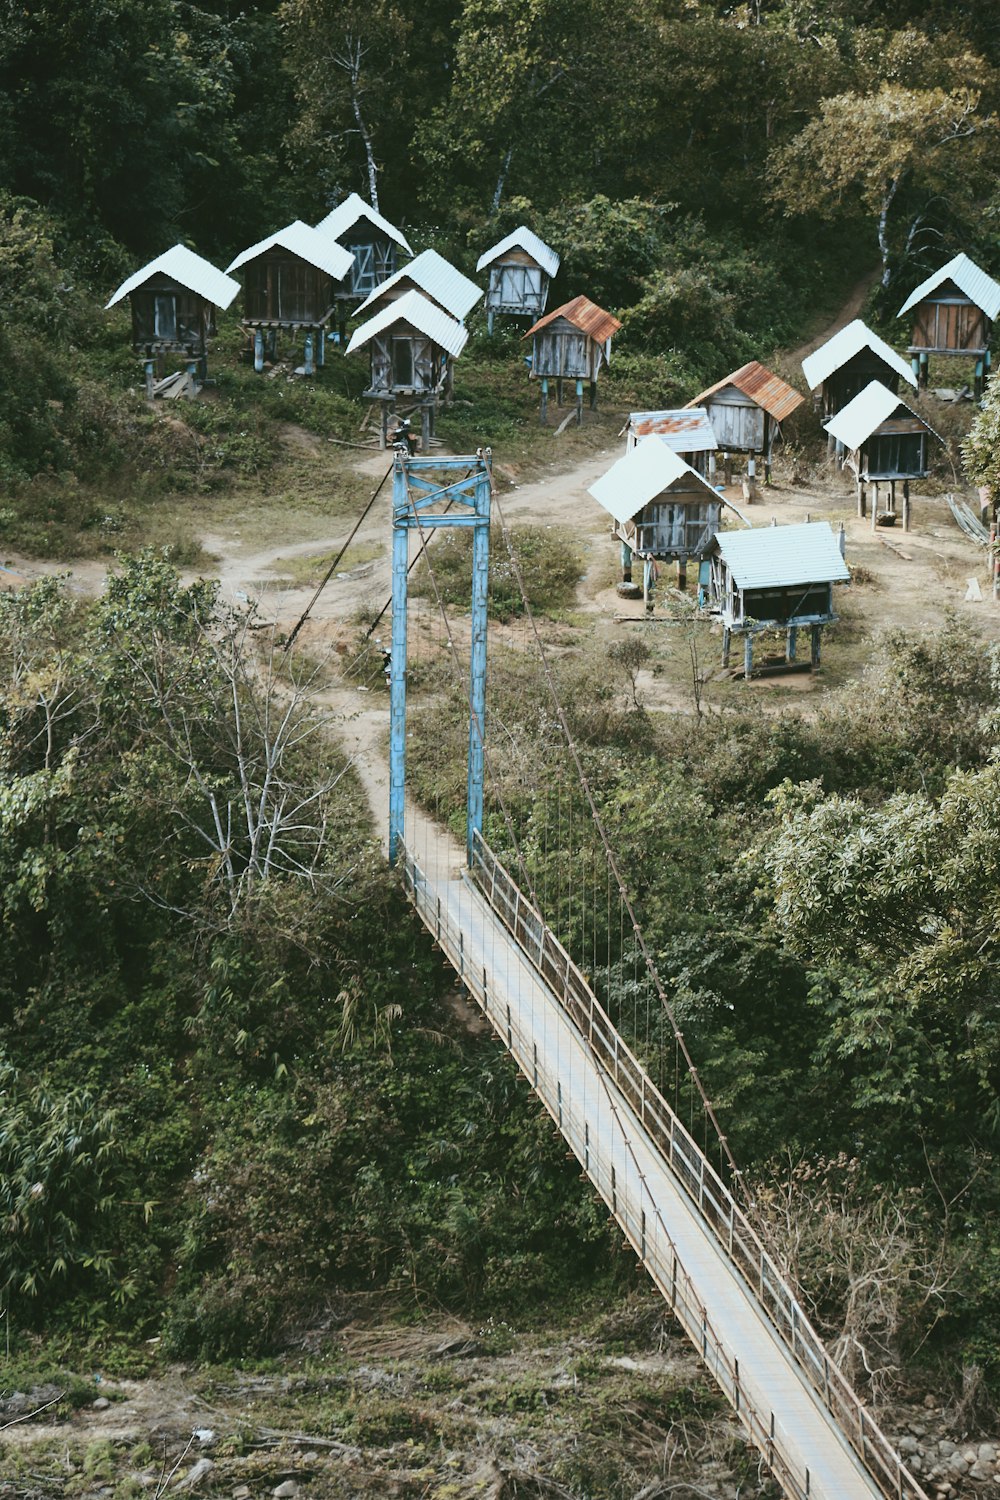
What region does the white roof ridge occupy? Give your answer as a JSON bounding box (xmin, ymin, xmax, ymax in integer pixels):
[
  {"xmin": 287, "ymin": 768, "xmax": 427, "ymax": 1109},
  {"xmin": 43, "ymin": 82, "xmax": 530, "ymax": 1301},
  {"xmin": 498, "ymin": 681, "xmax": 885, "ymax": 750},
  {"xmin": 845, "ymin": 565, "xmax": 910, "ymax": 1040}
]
[
  {"xmin": 801, "ymin": 318, "xmax": 915, "ymax": 391},
  {"xmin": 476, "ymin": 226, "xmax": 560, "ymax": 278},
  {"xmin": 715, "ymin": 520, "xmax": 850, "ymax": 588},
  {"xmin": 344, "ymin": 288, "xmax": 469, "ymax": 360},
  {"xmin": 225, "ymin": 220, "xmax": 353, "ymax": 281},
  {"xmin": 588, "ymin": 435, "xmax": 719, "ymax": 526},
  {"xmin": 824, "ymin": 379, "xmax": 942, "ymax": 448},
  {"xmin": 897, "ymin": 251, "xmax": 1000, "ymax": 321},
  {"xmin": 353, "ymin": 248, "xmax": 482, "ymax": 321},
  {"xmin": 107, "ymin": 244, "xmax": 240, "ymax": 311},
  {"xmin": 314, "ymin": 192, "xmax": 412, "ymax": 254}
]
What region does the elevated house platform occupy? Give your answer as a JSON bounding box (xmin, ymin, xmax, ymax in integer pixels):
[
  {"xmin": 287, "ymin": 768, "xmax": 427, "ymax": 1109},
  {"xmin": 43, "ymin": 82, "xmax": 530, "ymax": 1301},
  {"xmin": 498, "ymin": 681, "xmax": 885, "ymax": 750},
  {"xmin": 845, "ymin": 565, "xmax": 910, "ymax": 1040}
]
[
  {"xmin": 345, "ymin": 288, "xmax": 469, "ymax": 448},
  {"xmin": 707, "ymin": 521, "xmax": 849, "ymax": 679},
  {"xmin": 477, "ymin": 226, "xmax": 559, "ymax": 333},
  {"xmin": 226, "ymin": 220, "xmax": 353, "ymax": 372},
  {"xmin": 824, "ymin": 380, "xmax": 942, "ymax": 528},
  {"xmin": 687, "ymin": 361, "xmax": 804, "ymax": 482},
  {"xmin": 524, "ymin": 296, "xmax": 621, "ymax": 423}
]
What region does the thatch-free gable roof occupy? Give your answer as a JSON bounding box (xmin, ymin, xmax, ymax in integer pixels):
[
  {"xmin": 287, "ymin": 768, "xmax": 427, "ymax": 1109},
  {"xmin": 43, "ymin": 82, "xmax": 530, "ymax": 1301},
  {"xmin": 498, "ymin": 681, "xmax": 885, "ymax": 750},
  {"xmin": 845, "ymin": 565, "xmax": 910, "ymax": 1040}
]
[
  {"xmin": 688, "ymin": 361, "xmax": 804, "ymax": 423},
  {"xmin": 801, "ymin": 318, "xmax": 915, "ymax": 392},
  {"xmin": 107, "ymin": 244, "xmax": 239, "ymax": 311},
  {"xmin": 824, "ymin": 380, "xmax": 942, "ymax": 450},
  {"xmin": 226, "ymin": 221, "xmax": 353, "ymax": 282},
  {"xmin": 477, "ymin": 227, "xmax": 559, "ymax": 278},
  {"xmin": 626, "ymin": 409, "xmax": 717, "ymax": 452},
  {"xmin": 354, "ymin": 249, "xmax": 482, "ymax": 322},
  {"xmin": 314, "ymin": 192, "xmax": 412, "ymax": 254},
  {"xmin": 589, "ymin": 438, "xmax": 719, "ymax": 527},
  {"xmin": 524, "ymin": 295, "xmax": 621, "ymax": 343},
  {"xmin": 897, "ymin": 252, "xmax": 1000, "ymax": 321},
  {"xmin": 344, "ymin": 289, "xmax": 469, "ymax": 360}
]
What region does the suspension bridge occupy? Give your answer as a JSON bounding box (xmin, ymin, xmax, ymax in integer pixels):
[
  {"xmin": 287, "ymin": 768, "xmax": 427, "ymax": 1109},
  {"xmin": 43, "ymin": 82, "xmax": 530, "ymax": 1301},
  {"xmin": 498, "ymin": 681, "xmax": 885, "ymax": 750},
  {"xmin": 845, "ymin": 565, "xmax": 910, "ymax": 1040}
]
[{"xmin": 337, "ymin": 449, "xmax": 928, "ymax": 1500}]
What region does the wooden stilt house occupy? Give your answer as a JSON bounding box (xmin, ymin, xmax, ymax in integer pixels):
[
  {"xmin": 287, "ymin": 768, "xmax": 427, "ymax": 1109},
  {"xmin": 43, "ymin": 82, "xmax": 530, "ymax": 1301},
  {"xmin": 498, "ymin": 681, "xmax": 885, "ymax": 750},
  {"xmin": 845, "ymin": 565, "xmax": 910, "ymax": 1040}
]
[
  {"xmin": 314, "ymin": 193, "xmax": 412, "ymax": 339},
  {"xmin": 687, "ymin": 361, "xmax": 804, "ymax": 482},
  {"xmin": 801, "ymin": 318, "xmax": 916, "ymax": 422},
  {"xmin": 226, "ymin": 221, "xmax": 353, "ymax": 374},
  {"xmin": 897, "ymin": 252, "xmax": 1000, "ymax": 396},
  {"xmin": 824, "ymin": 380, "xmax": 941, "ymax": 529},
  {"xmin": 477, "ymin": 227, "xmax": 559, "ymax": 334},
  {"xmin": 106, "ymin": 244, "xmax": 239, "ymax": 398},
  {"xmin": 588, "ymin": 437, "xmax": 729, "ymax": 599},
  {"xmin": 524, "ymin": 296, "xmax": 621, "ymax": 424},
  {"xmin": 623, "ymin": 409, "xmax": 718, "ymax": 477},
  {"xmin": 345, "ymin": 289, "xmax": 469, "ymax": 450},
  {"xmin": 707, "ymin": 522, "xmax": 849, "ymax": 680},
  {"xmin": 354, "ymin": 248, "xmax": 482, "ymax": 323}
]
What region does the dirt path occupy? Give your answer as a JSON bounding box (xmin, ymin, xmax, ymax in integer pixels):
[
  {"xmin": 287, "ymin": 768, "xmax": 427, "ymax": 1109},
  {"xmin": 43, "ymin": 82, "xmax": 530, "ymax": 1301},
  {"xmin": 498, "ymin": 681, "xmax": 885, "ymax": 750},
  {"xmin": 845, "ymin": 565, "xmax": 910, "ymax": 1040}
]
[{"xmin": 783, "ymin": 267, "xmax": 880, "ymax": 366}]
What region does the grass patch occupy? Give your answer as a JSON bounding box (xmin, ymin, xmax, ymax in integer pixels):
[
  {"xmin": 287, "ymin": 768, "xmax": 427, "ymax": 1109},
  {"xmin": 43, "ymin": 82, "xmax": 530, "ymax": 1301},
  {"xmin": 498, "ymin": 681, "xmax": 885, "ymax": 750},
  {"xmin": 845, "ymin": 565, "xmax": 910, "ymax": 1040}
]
[{"xmin": 410, "ymin": 522, "xmax": 585, "ymax": 621}]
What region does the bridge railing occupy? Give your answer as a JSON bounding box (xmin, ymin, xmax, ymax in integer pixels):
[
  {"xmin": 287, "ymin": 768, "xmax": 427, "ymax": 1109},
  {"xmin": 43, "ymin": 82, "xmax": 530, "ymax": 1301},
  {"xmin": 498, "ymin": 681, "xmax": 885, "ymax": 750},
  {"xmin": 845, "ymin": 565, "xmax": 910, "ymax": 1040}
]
[
  {"xmin": 466, "ymin": 830, "xmax": 925, "ymax": 1500},
  {"xmin": 399, "ymin": 842, "xmax": 818, "ymax": 1500}
]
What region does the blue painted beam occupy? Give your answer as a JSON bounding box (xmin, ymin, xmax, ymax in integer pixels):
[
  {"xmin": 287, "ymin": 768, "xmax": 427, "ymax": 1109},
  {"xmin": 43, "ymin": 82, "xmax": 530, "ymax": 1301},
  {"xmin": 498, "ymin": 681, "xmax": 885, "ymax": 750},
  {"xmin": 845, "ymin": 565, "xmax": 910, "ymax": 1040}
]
[
  {"xmin": 388, "ymin": 455, "xmax": 410, "ymax": 865},
  {"xmin": 467, "ymin": 460, "xmax": 491, "ymax": 863}
]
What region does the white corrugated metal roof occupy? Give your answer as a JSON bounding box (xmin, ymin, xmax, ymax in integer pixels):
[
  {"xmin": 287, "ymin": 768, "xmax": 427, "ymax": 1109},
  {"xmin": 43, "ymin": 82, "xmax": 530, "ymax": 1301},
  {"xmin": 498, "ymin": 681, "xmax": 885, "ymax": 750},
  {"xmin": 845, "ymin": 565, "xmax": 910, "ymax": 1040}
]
[
  {"xmin": 715, "ymin": 522, "xmax": 850, "ymax": 589},
  {"xmin": 313, "ymin": 192, "xmax": 413, "ymax": 254},
  {"xmin": 226, "ymin": 221, "xmax": 353, "ymax": 281},
  {"xmin": 588, "ymin": 437, "xmax": 717, "ymax": 526},
  {"xmin": 353, "ymin": 248, "xmax": 482, "ymax": 321},
  {"xmin": 476, "ymin": 226, "xmax": 560, "ymax": 278},
  {"xmin": 801, "ymin": 318, "xmax": 915, "ymax": 391},
  {"xmin": 344, "ymin": 289, "xmax": 469, "ymax": 360},
  {"xmin": 106, "ymin": 244, "xmax": 239, "ymax": 311},
  {"xmin": 626, "ymin": 408, "xmax": 717, "ymax": 452},
  {"xmin": 898, "ymin": 252, "xmax": 1000, "ymax": 320},
  {"xmin": 824, "ymin": 380, "xmax": 941, "ymax": 449}
]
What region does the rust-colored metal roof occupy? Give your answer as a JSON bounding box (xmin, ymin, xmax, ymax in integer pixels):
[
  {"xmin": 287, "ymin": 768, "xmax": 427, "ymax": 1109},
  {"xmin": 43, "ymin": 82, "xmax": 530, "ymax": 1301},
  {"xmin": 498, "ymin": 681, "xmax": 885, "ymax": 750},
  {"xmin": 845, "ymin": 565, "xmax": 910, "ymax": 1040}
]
[
  {"xmin": 687, "ymin": 361, "xmax": 804, "ymax": 423},
  {"xmin": 524, "ymin": 295, "xmax": 622, "ymax": 342},
  {"xmin": 628, "ymin": 410, "xmax": 716, "ymax": 448}
]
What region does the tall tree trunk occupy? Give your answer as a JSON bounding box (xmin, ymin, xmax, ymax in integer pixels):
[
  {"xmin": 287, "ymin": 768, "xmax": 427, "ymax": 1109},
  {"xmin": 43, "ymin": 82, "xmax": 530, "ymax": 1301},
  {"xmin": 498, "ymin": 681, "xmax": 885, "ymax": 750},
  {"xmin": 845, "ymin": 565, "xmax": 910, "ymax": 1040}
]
[
  {"xmin": 877, "ymin": 175, "xmax": 901, "ymax": 291},
  {"xmin": 492, "ymin": 145, "xmax": 513, "ymax": 215}
]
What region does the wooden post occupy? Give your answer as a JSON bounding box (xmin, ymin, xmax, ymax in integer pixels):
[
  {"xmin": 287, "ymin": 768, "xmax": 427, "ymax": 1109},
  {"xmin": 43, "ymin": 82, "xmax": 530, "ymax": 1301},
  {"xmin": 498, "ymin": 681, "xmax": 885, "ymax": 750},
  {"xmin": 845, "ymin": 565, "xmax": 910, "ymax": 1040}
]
[
  {"xmin": 902, "ymin": 479, "xmax": 911, "ymax": 533},
  {"xmin": 744, "ymin": 633, "xmax": 753, "ymax": 681},
  {"xmin": 786, "ymin": 625, "xmax": 798, "ymax": 662},
  {"xmin": 889, "ymin": 479, "xmax": 896, "ymax": 517},
  {"xmin": 318, "ymin": 329, "xmax": 326, "ymax": 368},
  {"xmin": 253, "ymin": 329, "xmax": 264, "ymax": 374},
  {"xmin": 621, "ymin": 542, "xmax": 633, "ymax": 583},
  {"xmin": 870, "ymin": 480, "xmax": 878, "ymax": 533},
  {"xmin": 643, "ymin": 557, "xmax": 655, "ymax": 615},
  {"xmin": 380, "ymin": 401, "xmax": 389, "ymax": 451},
  {"xmin": 267, "ymin": 328, "xmax": 277, "ymax": 362},
  {"xmin": 589, "ymin": 378, "xmax": 598, "ymax": 411},
  {"xmin": 810, "ymin": 625, "xmax": 821, "ymax": 667},
  {"xmin": 576, "ymin": 378, "xmax": 583, "ymax": 426},
  {"xmin": 677, "ymin": 558, "xmax": 687, "ymax": 591},
  {"xmin": 723, "ymin": 452, "xmax": 732, "ymax": 485},
  {"xmin": 838, "ymin": 520, "xmax": 846, "ymax": 557},
  {"xmin": 487, "ymin": 308, "xmax": 495, "ymax": 336},
  {"xmin": 304, "ymin": 332, "xmax": 315, "ymax": 376},
  {"xmin": 540, "ymin": 378, "xmax": 548, "ymax": 426},
  {"xmin": 421, "ymin": 401, "xmax": 432, "ymax": 453},
  {"xmin": 144, "ymin": 359, "xmax": 155, "ymax": 401},
  {"xmin": 764, "ymin": 414, "xmax": 772, "ymax": 483},
  {"xmin": 556, "ymin": 377, "xmax": 563, "ymax": 407},
  {"xmin": 857, "ymin": 477, "xmax": 866, "ymax": 518},
  {"xmin": 722, "ymin": 628, "xmax": 731, "ymax": 668}
]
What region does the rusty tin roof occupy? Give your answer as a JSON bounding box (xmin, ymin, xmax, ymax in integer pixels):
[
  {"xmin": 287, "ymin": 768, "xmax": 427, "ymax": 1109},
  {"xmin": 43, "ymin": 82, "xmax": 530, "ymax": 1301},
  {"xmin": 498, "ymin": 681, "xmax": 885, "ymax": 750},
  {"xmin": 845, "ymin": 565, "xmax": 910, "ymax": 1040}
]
[
  {"xmin": 524, "ymin": 295, "xmax": 622, "ymax": 342},
  {"xmin": 688, "ymin": 361, "xmax": 804, "ymax": 423},
  {"xmin": 626, "ymin": 409, "xmax": 717, "ymax": 451}
]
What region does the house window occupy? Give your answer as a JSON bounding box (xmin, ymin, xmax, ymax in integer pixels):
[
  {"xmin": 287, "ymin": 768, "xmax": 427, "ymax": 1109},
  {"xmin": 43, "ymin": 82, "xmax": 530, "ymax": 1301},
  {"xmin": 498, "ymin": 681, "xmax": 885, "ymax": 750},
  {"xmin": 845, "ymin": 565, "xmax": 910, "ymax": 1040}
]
[
  {"xmin": 351, "ymin": 243, "xmax": 376, "ymax": 295},
  {"xmin": 392, "ymin": 338, "xmax": 414, "ymax": 387},
  {"xmin": 154, "ymin": 295, "xmax": 177, "ymax": 340}
]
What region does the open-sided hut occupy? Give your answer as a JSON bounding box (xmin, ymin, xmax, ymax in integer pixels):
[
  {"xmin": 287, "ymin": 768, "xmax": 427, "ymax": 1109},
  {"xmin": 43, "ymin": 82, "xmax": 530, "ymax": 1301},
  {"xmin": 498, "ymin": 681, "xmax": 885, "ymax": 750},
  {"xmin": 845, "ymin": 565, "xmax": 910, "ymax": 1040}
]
[
  {"xmin": 477, "ymin": 227, "xmax": 559, "ymax": 333},
  {"xmin": 897, "ymin": 252, "xmax": 1000, "ymax": 396},
  {"xmin": 314, "ymin": 193, "xmax": 412, "ymax": 337},
  {"xmin": 589, "ymin": 437, "xmax": 728, "ymax": 599},
  {"xmin": 345, "ymin": 288, "xmax": 469, "ymax": 448},
  {"xmin": 801, "ymin": 318, "xmax": 915, "ymax": 423},
  {"xmin": 687, "ymin": 361, "xmax": 804, "ymax": 482},
  {"xmin": 524, "ymin": 295, "xmax": 621, "ymax": 424},
  {"xmin": 707, "ymin": 521, "xmax": 849, "ymax": 680},
  {"xmin": 824, "ymin": 379, "xmax": 941, "ymax": 529},
  {"xmin": 623, "ymin": 409, "xmax": 718, "ymax": 476},
  {"xmin": 106, "ymin": 244, "xmax": 239, "ymax": 397},
  {"xmin": 226, "ymin": 221, "xmax": 353, "ymax": 372}
]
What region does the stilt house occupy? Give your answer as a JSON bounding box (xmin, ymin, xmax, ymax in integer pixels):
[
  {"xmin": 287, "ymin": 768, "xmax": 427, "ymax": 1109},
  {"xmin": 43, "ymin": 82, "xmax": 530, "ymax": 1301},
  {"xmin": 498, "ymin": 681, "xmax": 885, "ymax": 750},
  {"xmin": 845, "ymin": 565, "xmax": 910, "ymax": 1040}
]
[
  {"xmin": 897, "ymin": 252, "xmax": 1000, "ymax": 395},
  {"xmin": 226, "ymin": 221, "xmax": 353, "ymax": 372},
  {"xmin": 106, "ymin": 244, "xmax": 239, "ymax": 395},
  {"xmin": 707, "ymin": 521, "xmax": 849, "ymax": 679},
  {"xmin": 801, "ymin": 318, "xmax": 915, "ymax": 420},
  {"xmin": 354, "ymin": 248, "xmax": 482, "ymax": 324},
  {"xmin": 524, "ymin": 296, "xmax": 621, "ymax": 423},
  {"xmin": 477, "ymin": 227, "xmax": 559, "ymax": 333},
  {"xmin": 824, "ymin": 380, "xmax": 941, "ymax": 529},
  {"xmin": 345, "ymin": 288, "xmax": 469, "ymax": 448},
  {"xmin": 623, "ymin": 409, "xmax": 718, "ymax": 476},
  {"xmin": 687, "ymin": 362, "xmax": 804, "ymax": 481},
  {"xmin": 589, "ymin": 437, "xmax": 728, "ymax": 597},
  {"xmin": 314, "ymin": 193, "xmax": 412, "ymax": 340}
]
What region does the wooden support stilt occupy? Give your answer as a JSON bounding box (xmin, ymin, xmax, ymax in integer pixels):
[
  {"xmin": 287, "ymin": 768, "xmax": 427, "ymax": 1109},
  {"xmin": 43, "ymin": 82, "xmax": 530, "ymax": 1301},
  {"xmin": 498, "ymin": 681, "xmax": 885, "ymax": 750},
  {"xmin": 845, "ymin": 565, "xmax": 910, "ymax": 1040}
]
[
  {"xmin": 380, "ymin": 402, "xmax": 389, "ymax": 451},
  {"xmin": 903, "ymin": 479, "xmax": 911, "ymax": 533},
  {"xmin": 857, "ymin": 478, "xmax": 866, "ymax": 519},
  {"xmin": 810, "ymin": 625, "xmax": 821, "ymax": 668},
  {"xmin": 318, "ymin": 330, "xmax": 326, "ymax": 368},
  {"xmin": 304, "ymin": 332, "xmax": 315, "ymax": 377},
  {"xmin": 786, "ymin": 625, "xmax": 797, "ymax": 663},
  {"xmin": 838, "ymin": 520, "xmax": 846, "ymax": 557},
  {"xmin": 540, "ymin": 378, "xmax": 548, "ymax": 426},
  {"xmin": 677, "ymin": 558, "xmax": 687, "ymax": 591},
  {"xmin": 421, "ymin": 401, "xmax": 432, "ymax": 453},
  {"xmin": 556, "ymin": 377, "xmax": 563, "ymax": 407},
  {"xmin": 722, "ymin": 628, "xmax": 731, "ymax": 668},
  {"xmin": 589, "ymin": 379, "xmax": 598, "ymax": 411},
  {"xmin": 267, "ymin": 328, "xmax": 277, "ymax": 362},
  {"xmin": 576, "ymin": 378, "xmax": 583, "ymax": 426},
  {"xmin": 744, "ymin": 634, "xmax": 753, "ymax": 681},
  {"xmin": 643, "ymin": 557, "xmax": 654, "ymax": 615},
  {"xmin": 724, "ymin": 453, "xmax": 732, "ymax": 485},
  {"xmin": 889, "ymin": 479, "xmax": 896, "ymax": 516},
  {"xmin": 621, "ymin": 542, "xmax": 633, "ymax": 583},
  {"xmin": 144, "ymin": 359, "xmax": 155, "ymax": 401},
  {"xmin": 487, "ymin": 309, "xmax": 495, "ymax": 335},
  {"xmin": 870, "ymin": 480, "xmax": 878, "ymax": 533},
  {"xmin": 254, "ymin": 329, "xmax": 264, "ymax": 374}
]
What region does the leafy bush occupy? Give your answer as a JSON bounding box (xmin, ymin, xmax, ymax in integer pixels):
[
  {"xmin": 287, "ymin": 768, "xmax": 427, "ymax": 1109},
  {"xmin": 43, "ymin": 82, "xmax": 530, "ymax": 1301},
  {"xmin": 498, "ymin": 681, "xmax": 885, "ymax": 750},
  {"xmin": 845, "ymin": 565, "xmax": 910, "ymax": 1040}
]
[{"xmin": 410, "ymin": 523, "xmax": 584, "ymax": 621}]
